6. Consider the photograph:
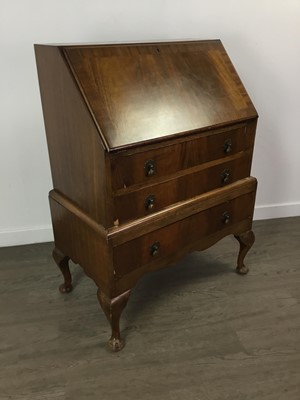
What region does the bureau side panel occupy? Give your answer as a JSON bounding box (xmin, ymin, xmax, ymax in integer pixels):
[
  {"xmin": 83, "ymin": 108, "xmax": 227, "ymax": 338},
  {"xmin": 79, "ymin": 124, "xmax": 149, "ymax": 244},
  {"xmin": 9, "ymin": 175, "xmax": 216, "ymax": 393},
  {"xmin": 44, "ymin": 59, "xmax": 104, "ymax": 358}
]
[
  {"xmin": 35, "ymin": 45, "xmax": 112, "ymax": 227},
  {"xmin": 245, "ymin": 118, "xmax": 258, "ymax": 173},
  {"xmin": 49, "ymin": 196, "xmax": 114, "ymax": 297}
]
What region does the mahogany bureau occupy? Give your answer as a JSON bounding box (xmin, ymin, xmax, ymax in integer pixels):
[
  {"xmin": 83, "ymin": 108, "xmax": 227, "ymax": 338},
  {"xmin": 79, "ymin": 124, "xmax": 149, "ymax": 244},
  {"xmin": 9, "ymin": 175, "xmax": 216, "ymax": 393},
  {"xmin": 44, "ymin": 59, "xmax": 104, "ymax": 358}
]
[{"xmin": 35, "ymin": 40, "xmax": 258, "ymax": 351}]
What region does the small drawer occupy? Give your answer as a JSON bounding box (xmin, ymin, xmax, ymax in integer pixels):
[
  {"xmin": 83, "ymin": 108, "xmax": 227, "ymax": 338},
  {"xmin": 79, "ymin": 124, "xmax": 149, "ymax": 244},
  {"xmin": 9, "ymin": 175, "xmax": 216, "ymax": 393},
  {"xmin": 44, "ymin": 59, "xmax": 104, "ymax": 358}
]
[
  {"xmin": 113, "ymin": 189, "xmax": 256, "ymax": 277},
  {"xmin": 110, "ymin": 124, "xmax": 254, "ymax": 190},
  {"xmin": 113, "ymin": 152, "xmax": 252, "ymax": 223}
]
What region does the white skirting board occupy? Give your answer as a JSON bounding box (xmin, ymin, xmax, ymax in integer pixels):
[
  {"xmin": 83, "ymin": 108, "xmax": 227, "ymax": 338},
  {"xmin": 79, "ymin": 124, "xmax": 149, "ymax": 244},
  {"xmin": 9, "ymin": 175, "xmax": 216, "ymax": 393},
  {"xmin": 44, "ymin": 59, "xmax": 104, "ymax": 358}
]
[
  {"xmin": 0, "ymin": 202, "xmax": 300, "ymax": 247},
  {"xmin": 253, "ymin": 202, "xmax": 300, "ymax": 220},
  {"xmin": 0, "ymin": 225, "xmax": 54, "ymax": 247}
]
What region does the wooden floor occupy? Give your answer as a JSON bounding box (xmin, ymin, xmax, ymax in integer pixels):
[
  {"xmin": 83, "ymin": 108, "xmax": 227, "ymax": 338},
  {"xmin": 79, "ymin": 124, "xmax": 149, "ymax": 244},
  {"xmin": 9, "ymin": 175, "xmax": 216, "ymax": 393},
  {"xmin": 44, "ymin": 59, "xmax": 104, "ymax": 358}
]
[{"xmin": 0, "ymin": 217, "xmax": 299, "ymax": 399}]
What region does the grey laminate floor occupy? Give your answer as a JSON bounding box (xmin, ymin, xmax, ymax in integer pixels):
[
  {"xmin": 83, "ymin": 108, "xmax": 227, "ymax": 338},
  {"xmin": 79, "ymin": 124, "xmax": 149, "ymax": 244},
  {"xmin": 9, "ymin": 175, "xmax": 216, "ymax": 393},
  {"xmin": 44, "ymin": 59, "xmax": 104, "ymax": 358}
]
[{"xmin": 0, "ymin": 217, "xmax": 299, "ymax": 400}]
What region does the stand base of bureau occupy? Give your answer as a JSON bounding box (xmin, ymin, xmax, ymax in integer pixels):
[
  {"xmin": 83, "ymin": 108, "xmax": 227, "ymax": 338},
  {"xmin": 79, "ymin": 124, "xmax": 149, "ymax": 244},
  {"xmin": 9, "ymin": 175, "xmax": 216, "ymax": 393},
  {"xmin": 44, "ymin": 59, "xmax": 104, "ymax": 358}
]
[
  {"xmin": 50, "ymin": 178, "xmax": 257, "ymax": 351},
  {"xmin": 52, "ymin": 231, "xmax": 255, "ymax": 352}
]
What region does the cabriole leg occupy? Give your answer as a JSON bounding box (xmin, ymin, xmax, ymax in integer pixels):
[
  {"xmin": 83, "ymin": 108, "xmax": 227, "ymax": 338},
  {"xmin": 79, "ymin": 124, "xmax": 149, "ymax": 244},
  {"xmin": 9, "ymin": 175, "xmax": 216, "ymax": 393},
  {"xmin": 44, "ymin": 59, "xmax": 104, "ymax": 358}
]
[
  {"xmin": 97, "ymin": 289, "xmax": 131, "ymax": 352},
  {"xmin": 234, "ymin": 230, "xmax": 255, "ymax": 275},
  {"xmin": 52, "ymin": 247, "xmax": 73, "ymax": 293}
]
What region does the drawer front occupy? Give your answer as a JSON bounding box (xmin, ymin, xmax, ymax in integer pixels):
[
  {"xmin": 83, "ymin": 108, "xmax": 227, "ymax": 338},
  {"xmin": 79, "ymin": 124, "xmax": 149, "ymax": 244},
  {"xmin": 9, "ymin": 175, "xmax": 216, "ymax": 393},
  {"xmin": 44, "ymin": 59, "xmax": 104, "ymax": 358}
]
[
  {"xmin": 113, "ymin": 190, "xmax": 256, "ymax": 277},
  {"xmin": 114, "ymin": 152, "xmax": 252, "ymax": 223},
  {"xmin": 111, "ymin": 124, "xmax": 254, "ymax": 190}
]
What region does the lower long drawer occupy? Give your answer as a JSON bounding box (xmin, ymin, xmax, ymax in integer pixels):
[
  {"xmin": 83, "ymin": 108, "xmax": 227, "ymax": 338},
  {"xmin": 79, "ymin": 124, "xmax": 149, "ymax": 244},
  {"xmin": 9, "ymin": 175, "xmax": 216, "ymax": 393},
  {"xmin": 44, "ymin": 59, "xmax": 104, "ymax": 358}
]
[{"xmin": 113, "ymin": 186, "xmax": 256, "ymax": 278}]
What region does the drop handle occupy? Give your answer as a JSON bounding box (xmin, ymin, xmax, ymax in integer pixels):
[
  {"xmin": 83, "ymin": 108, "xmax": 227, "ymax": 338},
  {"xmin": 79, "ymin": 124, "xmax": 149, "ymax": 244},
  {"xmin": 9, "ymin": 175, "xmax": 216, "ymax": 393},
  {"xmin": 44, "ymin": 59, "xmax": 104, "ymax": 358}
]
[
  {"xmin": 222, "ymin": 211, "xmax": 230, "ymax": 225},
  {"xmin": 144, "ymin": 159, "xmax": 155, "ymax": 177},
  {"xmin": 221, "ymin": 169, "xmax": 231, "ymax": 184},
  {"xmin": 145, "ymin": 195, "xmax": 155, "ymax": 210},
  {"xmin": 224, "ymin": 139, "xmax": 232, "ymax": 153},
  {"xmin": 150, "ymin": 242, "xmax": 160, "ymax": 256}
]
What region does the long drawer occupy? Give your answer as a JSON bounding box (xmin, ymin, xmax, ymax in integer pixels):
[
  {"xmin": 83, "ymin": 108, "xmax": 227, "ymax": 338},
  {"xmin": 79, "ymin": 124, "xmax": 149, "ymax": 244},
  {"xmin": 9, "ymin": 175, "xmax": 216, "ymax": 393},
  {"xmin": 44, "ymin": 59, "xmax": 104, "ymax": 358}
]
[
  {"xmin": 110, "ymin": 123, "xmax": 255, "ymax": 190},
  {"xmin": 113, "ymin": 183, "xmax": 256, "ymax": 277},
  {"xmin": 113, "ymin": 151, "xmax": 252, "ymax": 223}
]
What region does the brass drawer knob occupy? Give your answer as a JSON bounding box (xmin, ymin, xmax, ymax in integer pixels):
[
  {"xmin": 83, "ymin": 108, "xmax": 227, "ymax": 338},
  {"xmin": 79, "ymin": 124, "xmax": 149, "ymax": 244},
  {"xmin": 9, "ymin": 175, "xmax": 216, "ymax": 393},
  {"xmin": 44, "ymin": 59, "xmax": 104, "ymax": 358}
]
[
  {"xmin": 222, "ymin": 211, "xmax": 230, "ymax": 224},
  {"xmin": 145, "ymin": 194, "xmax": 155, "ymax": 210},
  {"xmin": 150, "ymin": 242, "xmax": 160, "ymax": 256},
  {"xmin": 144, "ymin": 159, "xmax": 155, "ymax": 176},
  {"xmin": 224, "ymin": 139, "xmax": 232, "ymax": 153},
  {"xmin": 221, "ymin": 169, "xmax": 231, "ymax": 184}
]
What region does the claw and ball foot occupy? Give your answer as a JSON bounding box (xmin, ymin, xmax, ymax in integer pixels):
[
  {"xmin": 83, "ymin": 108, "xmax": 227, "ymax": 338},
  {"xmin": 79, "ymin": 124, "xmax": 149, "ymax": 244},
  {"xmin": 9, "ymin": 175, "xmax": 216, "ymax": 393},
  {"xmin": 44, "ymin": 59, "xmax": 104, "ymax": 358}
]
[
  {"xmin": 52, "ymin": 247, "xmax": 73, "ymax": 293},
  {"xmin": 97, "ymin": 289, "xmax": 131, "ymax": 352},
  {"xmin": 234, "ymin": 230, "xmax": 255, "ymax": 275}
]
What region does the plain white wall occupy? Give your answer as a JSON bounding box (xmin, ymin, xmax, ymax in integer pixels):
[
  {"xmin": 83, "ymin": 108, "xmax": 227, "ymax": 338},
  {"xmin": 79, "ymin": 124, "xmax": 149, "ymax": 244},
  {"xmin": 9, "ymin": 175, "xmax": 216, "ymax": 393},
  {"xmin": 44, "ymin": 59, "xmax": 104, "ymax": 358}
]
[{"xmin": 1, "ymin": 0, "xmax": 300, "ymax": 247}]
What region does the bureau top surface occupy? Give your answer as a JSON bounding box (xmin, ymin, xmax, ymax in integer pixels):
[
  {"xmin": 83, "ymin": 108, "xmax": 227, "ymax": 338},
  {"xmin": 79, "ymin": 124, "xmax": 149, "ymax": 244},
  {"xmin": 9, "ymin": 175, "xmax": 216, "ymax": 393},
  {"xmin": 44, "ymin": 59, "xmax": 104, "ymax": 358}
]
[{"xmin": 60, "ymin": 40, "xmax": 257, "ymax": 151}]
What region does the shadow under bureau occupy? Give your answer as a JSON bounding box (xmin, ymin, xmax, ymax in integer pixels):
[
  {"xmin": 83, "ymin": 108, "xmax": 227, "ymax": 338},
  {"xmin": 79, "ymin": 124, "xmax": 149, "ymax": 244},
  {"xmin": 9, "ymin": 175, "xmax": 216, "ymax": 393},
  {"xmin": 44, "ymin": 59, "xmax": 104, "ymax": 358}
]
[{"xmin": 35, "ymin": 40, "xmax": 258, "ymax": 351}]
